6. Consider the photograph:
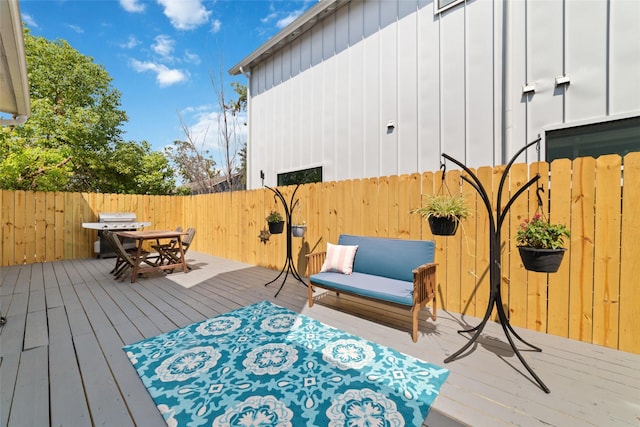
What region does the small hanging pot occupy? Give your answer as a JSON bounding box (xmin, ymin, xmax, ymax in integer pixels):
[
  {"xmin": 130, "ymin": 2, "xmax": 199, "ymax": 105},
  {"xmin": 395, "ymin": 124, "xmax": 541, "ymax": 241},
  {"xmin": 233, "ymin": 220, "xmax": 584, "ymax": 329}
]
[
  {"xmin": 268, "ymin": 221, "xmax": 285, "ymax": 234},
  {"xmin": 291, "ymin": 225, "xmax": 307, "ymax": 237},
  {"xmin": 518, "ymin": 247, "xmax": 566, "ymax": 273},
  {"xmin": 428, "ymin": 216, "xmax": 459, "ymax": 236}
]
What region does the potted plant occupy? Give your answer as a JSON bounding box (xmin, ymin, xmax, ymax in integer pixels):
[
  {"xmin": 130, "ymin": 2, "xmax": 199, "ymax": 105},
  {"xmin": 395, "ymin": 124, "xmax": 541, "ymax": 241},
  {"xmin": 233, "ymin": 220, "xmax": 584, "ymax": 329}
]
[
  {"xmin": 266, "ymin": 210, "xmax": 285, "ymax": 234},
  {"xmin": 516, "ymin": 214, "xmax": 570, "ymax": 273},
  {"xmin": 291, "ymin": 221, "xmax": 307, "ymax": 238},
  {"xmin": 413, "ymin": 193, "xmax": 471, "ymax": 236}
]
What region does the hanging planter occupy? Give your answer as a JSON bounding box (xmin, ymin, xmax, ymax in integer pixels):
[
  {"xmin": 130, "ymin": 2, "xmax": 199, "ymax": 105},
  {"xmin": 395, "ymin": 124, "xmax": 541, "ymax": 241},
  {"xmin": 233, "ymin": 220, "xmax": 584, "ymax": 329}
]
[
  {"xmin": 428, "ymin": 216, "xmax": 459, "ymax": 236},
  {"xmin": 291, "ymin": 224, "xmax": 306, "ymax": 237},
  {"xmin": 266, "ymin": 210, "xmax": 285, "ymax": 234},
  {"xmin": 516, "ymin": 214, "xmax": 570, "ymax": 273},
  {"xmin": 268, "ymin": 221, "xmax": 285, "ymax": 234},
  {"xmin": 291, "ymin": 204, "xmax": 306, "ymax": 238},
  {"xmin": 518, "ymin": 247, "xmax": 567, "ymax": 273},
  {"xmin": 413, "ymin": 194, "xmax": 470, "ymax": 237}
]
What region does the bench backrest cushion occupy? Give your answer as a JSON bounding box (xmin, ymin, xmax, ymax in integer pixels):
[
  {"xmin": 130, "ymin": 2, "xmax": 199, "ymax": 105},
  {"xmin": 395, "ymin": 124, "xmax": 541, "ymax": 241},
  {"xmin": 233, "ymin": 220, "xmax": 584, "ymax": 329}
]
[{"xmin": 338, "ymin": 234, "xmax": 435, "ymax": 282}]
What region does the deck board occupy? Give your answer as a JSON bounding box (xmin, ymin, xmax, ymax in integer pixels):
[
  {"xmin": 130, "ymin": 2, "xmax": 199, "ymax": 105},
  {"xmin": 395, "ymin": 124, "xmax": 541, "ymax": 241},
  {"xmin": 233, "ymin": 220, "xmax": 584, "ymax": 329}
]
[
  {"xmin": 48, "ymin": 305, "xmax": 92, "ymax": 426},
  {"xmin": 8, "ymin": 346, "xmax": 49, "ymax": 427},
  {"xmin": 1, "ymin": 252, "xmax": 639, "ymax": 427}
]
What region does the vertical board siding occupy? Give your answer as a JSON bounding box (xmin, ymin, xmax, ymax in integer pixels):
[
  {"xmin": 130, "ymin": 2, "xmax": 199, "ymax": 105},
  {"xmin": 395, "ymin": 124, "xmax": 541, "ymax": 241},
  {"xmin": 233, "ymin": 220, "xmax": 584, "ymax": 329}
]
[
  {"xmin": 245, "ymin": 0, "xmax": 640, "ymax": 191},
  {"xmin": 1, "ymin": 156, "xmax": 638, "ymax": 355},
  {"xmin": 609, "ymin": 0, "xmax": 640, "ymax": 114}
]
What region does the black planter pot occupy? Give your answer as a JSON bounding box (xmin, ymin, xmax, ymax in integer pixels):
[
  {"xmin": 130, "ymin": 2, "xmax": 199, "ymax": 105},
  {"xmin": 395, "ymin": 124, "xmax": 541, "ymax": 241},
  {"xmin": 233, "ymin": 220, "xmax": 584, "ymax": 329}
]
[
  {"xmin": 268, "ymin": 221, "xmax": 285, "ymax": 234},
  {"xmin": 428, "ymin": 216, "xmax": 459, "ymax": 236},
  {"xmin": 518, "ymin": 246, "xmax": 566, "ymax": 273}
]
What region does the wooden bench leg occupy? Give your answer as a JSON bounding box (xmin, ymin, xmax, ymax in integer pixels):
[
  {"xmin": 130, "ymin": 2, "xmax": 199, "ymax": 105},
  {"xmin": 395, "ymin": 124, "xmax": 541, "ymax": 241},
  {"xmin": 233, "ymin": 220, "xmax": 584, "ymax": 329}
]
[
  {"xmin": 308, "ymin": 284, "xmax": 314, "ymax": 307},
  {"xmin": 432, "ymin": 296, "xmax": 437, "ymax": 320},
  {"xmin": 412, "ymin": 306, "xmax": 419, "ymax": 342}
]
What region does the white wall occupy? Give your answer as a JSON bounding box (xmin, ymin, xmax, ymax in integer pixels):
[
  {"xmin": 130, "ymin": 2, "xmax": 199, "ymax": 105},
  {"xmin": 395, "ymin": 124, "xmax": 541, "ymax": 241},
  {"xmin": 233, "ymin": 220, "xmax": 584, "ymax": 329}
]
[{"xmin": 246, "ymin": 0, "xmax": 640, "ymax": 189}]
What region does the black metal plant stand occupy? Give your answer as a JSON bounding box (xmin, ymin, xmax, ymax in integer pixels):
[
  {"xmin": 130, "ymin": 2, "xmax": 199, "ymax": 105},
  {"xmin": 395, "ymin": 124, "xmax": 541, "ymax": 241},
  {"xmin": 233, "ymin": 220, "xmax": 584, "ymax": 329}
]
[
  {"xmin": 442, "ymin": 137, "xmax": 551, "ymax": 393},
  {"xmin": 263, "ymin": 184, "xmax": 307, "ymax": 297}
]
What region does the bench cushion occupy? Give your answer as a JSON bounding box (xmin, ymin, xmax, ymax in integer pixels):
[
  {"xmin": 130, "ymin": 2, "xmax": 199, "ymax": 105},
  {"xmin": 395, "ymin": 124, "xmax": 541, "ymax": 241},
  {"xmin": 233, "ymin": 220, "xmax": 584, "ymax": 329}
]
[
  {"xmin": 309, "ymin": 272, "xmax": 414, "ymax": 306},
  {"xmin": 338, "ymin": 234, "xmax": 434, "ymax": 282}
]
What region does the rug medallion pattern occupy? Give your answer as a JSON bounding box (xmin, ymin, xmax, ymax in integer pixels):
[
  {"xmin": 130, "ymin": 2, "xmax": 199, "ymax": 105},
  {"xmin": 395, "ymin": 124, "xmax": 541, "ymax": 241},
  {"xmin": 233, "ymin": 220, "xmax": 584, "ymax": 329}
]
[{"xmin": 123, "ymin": 301, "xmax": 449, "ymax": 426}]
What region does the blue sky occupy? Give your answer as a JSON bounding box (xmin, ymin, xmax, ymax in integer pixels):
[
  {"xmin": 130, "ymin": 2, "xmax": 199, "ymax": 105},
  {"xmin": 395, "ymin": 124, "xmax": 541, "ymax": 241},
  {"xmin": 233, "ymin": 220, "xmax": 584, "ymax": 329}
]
[{"xmin": 20, "ymin": 0, "xmax": 314, "ymax": 165}]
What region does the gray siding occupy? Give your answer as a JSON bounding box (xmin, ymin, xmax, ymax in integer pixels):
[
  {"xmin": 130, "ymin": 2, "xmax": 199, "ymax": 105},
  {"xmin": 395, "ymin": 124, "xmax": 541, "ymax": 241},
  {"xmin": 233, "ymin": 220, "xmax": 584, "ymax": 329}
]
[{"xmin": 246, "ymin": 0, "xmax": 640, "ymax": 188}]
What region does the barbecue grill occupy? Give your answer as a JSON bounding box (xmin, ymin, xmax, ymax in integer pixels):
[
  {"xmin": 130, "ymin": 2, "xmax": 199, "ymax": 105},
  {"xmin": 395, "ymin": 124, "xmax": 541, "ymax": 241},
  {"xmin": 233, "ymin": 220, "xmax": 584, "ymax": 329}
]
[{"xmin": 82, "ymin": 212, "xmax": 151, "ymax": 258}]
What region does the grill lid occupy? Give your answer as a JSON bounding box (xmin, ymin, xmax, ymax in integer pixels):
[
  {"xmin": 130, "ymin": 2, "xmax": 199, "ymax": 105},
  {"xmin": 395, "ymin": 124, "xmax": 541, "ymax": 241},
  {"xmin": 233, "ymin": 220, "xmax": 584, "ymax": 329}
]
[
  {"xmin": 99, "ymin": 212, "xmax": 137, "ymax": 222},
  {"xmin": 83, "ymin": 212, "xmax": 150, "ymax": 230}
]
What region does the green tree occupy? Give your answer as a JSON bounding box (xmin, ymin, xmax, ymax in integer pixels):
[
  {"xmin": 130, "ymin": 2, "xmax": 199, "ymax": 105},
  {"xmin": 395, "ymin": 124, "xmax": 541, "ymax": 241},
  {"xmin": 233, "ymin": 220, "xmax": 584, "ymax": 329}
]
[
  {"xmin": 0, "ymin": 29, "xmax": 174, "ymax": 194},
  {"xmin": 80, "ymin": 141, "xmax": 175, "ymax": 194}
]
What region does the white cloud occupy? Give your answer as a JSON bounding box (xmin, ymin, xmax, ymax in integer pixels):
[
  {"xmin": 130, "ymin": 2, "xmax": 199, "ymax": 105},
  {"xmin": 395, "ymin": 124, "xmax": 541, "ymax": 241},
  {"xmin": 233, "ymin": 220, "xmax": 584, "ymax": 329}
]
[
  {"xmin": 22, "ymin": 14, "xmax": 38, "ymax": 28},
  {"xmin": 152, "ymin": 35, "xmax": 175, "ymax": 60},
  {"xmin": 276, "ymin": 12, "xmax": 300, "ymax": 29},
  {"xmin": 184, "ymin": 50, "xmax": 201, "ymax": 65},
  {"xmin": 157, "ymin": 0, "xmax": 211, "ymax": 30},
  {"xmin": 130, "ymin": 59, "xmax": 188, "ymax": 87},
  {"xmin": 211, "ymin": 19, "xmax": 221, "ymax": 34},
  {"xmin": 120, "ymin": 0, "xmax": 145, "ymax": 13},
  {"xmin": 180, "ymin": 106, "xmax": 248, "ymax": 166},
  {"xmin": 66, "ymin": 24, "xmax": 84, "ymax": 34},
  {"xmin": 120, "ymin": 35, "xmax": 140, "ymax": 49},
  {"xmin": 260, "ymin": 5, "xmax": 305, "ymax": 30},
  {"xmin": 260, "ymin": 6, "xmax": 278, "ymax": 24}
]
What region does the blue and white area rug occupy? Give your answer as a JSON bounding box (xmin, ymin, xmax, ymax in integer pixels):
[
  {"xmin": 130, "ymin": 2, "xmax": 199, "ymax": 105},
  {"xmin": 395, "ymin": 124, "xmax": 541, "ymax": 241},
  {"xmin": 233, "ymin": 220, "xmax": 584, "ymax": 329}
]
[{"xmin": 123, "ymin": 301, "xmax": 449, "ymax": 426}]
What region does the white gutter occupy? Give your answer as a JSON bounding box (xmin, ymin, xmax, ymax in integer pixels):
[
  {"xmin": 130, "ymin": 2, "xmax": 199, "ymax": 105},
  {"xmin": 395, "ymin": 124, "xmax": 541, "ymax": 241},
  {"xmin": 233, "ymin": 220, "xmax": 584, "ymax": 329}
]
[
  {"xmin": 0, "ymin": 0, "xmax": 31, "ymax": 126},
  {"xmin": 228, "ymin": 0, "xmax": 346, "ymax": 75}
]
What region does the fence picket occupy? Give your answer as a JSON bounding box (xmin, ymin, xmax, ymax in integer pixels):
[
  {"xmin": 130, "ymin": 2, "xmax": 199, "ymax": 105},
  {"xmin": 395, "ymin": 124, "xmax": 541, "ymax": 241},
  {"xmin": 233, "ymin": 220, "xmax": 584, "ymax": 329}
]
[
  {"xmin": 593, "ymin": 155, "xmax": 622, "ymax": 348},
  {"xmin": 507, "ymin": 163, "xmax": 529, "ymax": 329},
  {"xmin": 619, "ymin": 152, "xmax": 640, "ymax": 353},
  {"xmin": 568, "ymin": 157, "xmax": 596, "ymax": 343}
]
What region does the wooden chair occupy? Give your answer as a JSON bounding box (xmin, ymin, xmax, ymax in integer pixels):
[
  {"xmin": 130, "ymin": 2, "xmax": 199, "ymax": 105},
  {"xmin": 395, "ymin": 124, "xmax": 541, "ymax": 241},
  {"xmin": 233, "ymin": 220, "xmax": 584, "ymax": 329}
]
[
  {"xmin": 103, "ymin": 231, "xmax": 155, "ymax": 281},
  {"xmin": 157, "ymin": 227, "xmax": 196, "ymax": 270},
  {"xmin": 151, "ymin": 226, "xmax": 183, "ymax": 262}
]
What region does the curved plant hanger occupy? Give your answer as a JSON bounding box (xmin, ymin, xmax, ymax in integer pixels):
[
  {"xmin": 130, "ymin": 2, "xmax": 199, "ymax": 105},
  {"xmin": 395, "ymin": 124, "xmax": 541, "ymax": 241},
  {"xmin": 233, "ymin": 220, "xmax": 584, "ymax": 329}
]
[
  {"xmin": 532, "ymin": 139, "xmax": 548, "ymax": 222},
  {"xmin": 441, "ymin": 137, "xmax": 552, "ymax": 393},
  {"xmin": 436, "ymin": 161, "xmax": 451, "ymax": 197}
]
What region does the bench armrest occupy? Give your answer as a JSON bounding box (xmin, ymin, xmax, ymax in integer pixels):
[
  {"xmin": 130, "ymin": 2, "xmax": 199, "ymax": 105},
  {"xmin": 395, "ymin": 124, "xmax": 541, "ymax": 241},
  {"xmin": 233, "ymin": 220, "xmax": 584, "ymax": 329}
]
[
  {"xmin": 413, "ymin": 262, "xmax": 438, "ymax": 304},
  {"xmin": 305, "ymin": 251, "xmax": 326, "ymax": 276}
]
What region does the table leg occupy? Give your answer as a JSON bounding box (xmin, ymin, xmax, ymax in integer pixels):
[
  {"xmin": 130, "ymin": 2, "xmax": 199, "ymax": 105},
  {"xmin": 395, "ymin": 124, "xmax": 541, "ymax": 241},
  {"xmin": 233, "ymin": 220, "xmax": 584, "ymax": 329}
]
[
  {"xmin": 130, "ymin": 239, "xmax": 143, "ymax": 283},
  {"xmin": 176, "ymin": 236, "xmax": 188, "ymax": 273}
]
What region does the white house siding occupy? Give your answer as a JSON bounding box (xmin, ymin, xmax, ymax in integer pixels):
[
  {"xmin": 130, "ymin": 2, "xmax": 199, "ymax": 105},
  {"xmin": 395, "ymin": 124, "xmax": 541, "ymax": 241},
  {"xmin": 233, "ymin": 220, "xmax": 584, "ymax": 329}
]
[{"xmin": 242, "ymin": 0, "xmax": 640, "ymax": 189}]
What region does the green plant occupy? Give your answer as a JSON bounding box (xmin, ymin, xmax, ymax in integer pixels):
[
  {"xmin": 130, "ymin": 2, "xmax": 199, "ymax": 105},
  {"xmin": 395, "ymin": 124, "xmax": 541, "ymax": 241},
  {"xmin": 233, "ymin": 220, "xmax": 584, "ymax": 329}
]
[
  {"xmin": 412, "ymin": 194, "xmax": 471, "ymax": 222},
  {"xmin": 516, "ymin": 214, "xmax": 570, "ymax": 249},
  {"xmin": 266, "ymin": 210, "xmax": 284, "ymax": 223}
]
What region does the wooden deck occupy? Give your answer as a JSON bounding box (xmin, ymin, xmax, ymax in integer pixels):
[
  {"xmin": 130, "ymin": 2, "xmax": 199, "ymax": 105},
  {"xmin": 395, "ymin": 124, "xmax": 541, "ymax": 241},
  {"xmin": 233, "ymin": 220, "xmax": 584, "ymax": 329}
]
[{"xmin": 1, "ymin": 252, "xmax": 639, "ymax": 427}]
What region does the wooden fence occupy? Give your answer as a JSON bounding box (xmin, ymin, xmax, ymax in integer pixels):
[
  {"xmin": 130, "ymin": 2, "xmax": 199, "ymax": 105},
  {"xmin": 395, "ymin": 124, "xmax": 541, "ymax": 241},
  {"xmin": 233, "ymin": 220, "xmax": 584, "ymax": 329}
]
[{"xmin": 2, "ymin": 153, "xmax": 639, "ymax": 355}]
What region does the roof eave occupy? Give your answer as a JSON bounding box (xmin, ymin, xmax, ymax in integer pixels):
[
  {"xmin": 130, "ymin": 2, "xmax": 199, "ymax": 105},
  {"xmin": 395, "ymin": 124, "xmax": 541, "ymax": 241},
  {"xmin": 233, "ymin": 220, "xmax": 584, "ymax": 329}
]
[
  {"xmin": 0, "ymin": 0, "xmax": 31, "ymax": 124},
  {"xmin": 228, "ymin": 0, "xmax": 346, "ymax": 76}
]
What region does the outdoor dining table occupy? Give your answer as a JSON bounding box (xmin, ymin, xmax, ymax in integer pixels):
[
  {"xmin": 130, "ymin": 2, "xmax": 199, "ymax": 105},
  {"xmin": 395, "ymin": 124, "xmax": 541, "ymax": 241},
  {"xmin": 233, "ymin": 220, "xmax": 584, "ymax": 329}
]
[{"xmin": 115, "ymin": 230, "xmax": 188, "ymax": 283}]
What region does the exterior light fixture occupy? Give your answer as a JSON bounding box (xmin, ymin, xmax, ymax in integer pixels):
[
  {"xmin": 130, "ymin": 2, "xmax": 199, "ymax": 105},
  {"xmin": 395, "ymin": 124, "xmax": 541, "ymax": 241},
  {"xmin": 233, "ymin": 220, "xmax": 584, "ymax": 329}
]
[
  {"xmin": 555, "ymin": 75, "xmax": 570, "ymax": 87},
  {"xmin": 522, "ymin": 83, "xmax": 536, "ymax": 94}
]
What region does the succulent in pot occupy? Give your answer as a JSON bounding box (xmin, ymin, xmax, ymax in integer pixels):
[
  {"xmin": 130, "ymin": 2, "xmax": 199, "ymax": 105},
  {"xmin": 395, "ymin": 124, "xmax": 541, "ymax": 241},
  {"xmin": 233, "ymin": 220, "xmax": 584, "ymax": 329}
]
[{"xmin": 266, "ymin": 210, "xmax": 285, "ymax": 234}]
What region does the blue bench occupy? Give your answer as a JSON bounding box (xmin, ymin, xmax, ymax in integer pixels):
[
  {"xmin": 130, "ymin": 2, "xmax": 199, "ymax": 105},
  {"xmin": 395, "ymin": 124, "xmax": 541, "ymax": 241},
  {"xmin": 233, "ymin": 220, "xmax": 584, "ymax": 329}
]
[{"xmin": 306, "ymin": 234, "xmax": 437, "ymax": 342}]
